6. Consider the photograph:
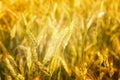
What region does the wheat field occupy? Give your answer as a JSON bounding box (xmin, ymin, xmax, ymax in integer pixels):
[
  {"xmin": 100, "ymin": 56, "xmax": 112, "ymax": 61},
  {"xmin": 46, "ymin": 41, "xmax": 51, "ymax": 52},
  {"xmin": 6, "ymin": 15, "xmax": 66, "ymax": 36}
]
[{"xmin": 0, "ymin": 0, "xmax": 120, "ymax": 80}]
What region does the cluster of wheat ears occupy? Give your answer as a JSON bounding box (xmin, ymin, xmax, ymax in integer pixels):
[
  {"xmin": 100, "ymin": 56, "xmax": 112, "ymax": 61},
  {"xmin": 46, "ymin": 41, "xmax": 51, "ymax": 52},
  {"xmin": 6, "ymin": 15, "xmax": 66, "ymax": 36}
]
[{"xmin": 0, "ymin": 0, "xmax": 120, "ymax": 80}]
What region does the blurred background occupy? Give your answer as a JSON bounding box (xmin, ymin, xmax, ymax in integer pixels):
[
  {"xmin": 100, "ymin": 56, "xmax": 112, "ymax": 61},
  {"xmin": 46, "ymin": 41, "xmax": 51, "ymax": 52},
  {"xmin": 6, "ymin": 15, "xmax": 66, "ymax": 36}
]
[{"xmin": 0, "ymin": 0, "xmax": 120, "ymax": 80}]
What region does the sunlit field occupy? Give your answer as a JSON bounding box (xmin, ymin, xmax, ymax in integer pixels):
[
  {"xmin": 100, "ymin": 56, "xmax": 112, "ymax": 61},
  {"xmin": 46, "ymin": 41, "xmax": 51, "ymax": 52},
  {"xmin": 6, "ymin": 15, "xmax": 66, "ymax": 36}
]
[{"xmin": 0, "ymin": 0, "xmax": 120, "ymax": 80}]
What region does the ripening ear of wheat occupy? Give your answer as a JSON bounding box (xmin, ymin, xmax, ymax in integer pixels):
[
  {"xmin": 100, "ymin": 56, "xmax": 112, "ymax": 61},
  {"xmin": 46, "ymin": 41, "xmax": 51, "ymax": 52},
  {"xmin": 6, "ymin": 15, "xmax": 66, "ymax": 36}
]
[{"xmin": 0, "ymin": 0, "xmax": 120, "ymax": 80}]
